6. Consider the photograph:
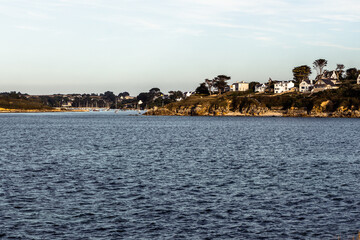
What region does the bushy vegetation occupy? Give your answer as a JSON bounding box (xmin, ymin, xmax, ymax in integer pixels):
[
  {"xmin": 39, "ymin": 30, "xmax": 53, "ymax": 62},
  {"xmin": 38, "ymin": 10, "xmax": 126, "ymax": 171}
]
[
  {"xmin": 0, "ymin": 92, "xmax": 50, "ymax": 110},
  {"xmin": 165, "ymin": 84, "xmax": 360, "ymax": 114},
  {"xmin": 311, "ymin": 84, "xmax": 360, "ymax": 111},
  {"xmin": 231, "ymin": 96, "xmax": 260, "ymax": 112},
  {"xmin": 39, "ymin": 91, "xmax": 131, "ymax": 109},
  {"xmin": 253, "ymin": 84, "xmax": 360, "ymax": 112},
  {"xmin": 166, "ymin": 95, "xmax": 216, "ymax": 110},
  {"xmin": 136, "ymin": 88, "xmax": 185, "ymax": 109}
]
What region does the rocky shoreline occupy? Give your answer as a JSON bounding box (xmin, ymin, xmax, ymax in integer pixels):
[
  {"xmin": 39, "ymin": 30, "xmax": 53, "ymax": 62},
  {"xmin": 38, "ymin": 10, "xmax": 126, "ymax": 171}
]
[{"xmin": 144, "ymin": 99, "xmax": 360, "ymax": 118}]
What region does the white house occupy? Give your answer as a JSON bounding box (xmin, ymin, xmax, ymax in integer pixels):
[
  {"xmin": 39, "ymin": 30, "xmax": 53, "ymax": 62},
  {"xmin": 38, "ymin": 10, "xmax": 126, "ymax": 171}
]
[
  {"xmin": 321, "ymin": 70, "xmax": 341, "ymax": 85},
  {"xmin": 357, "ymin": 75, "xmax": 360, "ymax": 85},
  {"xmin": 184, "ymin": 91, "xmax": 194, "ymax": 98},
  {"xmin": 254, "ymin": 83, "xmax": 267, "ymax": 93},
  {"xmin": 61, "ymin": 101, "xmax": 73, "ymax": 107},
  {"xmin": 299, "ymin": 80, "xmax": 314, "ymax": 93},
  {"xmin": 274, "ymin": 81, "xmax": 295, "ymax": 94},
  {"xmin": 230, "ymin": 81, "xmax": 249, "ymax": 92},
  {"xmin": 322, "ymin": 70, "xmax": 338, "ymax": 80}
]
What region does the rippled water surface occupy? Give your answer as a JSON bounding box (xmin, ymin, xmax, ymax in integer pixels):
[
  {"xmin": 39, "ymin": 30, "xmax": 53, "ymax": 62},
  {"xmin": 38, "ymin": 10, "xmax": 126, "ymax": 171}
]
[{"xmin": 1, "ymin": 112, "xmax": 360, "ymax": 239}]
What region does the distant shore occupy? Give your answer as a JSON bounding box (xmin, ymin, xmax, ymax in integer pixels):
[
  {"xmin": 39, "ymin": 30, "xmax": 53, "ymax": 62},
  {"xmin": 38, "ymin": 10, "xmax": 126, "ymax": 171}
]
[
  {"xmin": 0, "ymin": 108, "xmax": 143, "ymax": 113},
  {"xmin": 0, "ymin": 107, "xmax": 89, "ymax": 113}
]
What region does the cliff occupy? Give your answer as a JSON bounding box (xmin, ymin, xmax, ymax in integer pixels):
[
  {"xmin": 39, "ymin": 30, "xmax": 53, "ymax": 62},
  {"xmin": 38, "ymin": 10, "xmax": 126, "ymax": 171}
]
[{"xmin": 145, "ymin": 85, "xmax": 360, "ymax": 118}]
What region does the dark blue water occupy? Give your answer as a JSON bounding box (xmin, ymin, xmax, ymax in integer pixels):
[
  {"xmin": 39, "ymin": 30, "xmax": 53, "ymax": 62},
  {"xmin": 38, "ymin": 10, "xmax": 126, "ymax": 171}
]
[{"xmin": 1, "ymin": 112, "xmax": 360, "ymax": 239}]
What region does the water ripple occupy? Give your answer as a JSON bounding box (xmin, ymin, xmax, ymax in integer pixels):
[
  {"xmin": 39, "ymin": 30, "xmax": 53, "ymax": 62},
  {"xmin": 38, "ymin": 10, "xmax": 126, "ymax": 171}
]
[{"xmin": 0, "ymin": 114, "xmax": 360, "ymax": 239}]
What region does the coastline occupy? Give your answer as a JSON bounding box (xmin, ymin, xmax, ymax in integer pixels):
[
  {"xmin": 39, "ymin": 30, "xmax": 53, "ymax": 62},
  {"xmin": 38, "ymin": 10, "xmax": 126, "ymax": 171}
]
[
  {"xmin": 145, "ymin": 110, "xmax": 360, "ymax": 118},
  {"xmin": 0, "ymin": 107, "xmax": 89, "ymax": 113},
  {"xmin": 144, "ymin": 106, "xmax": 360, "ymax": 118},
  {"xmin": 144, "ymin": 87, "xmax": 360, "ymax": 118}
]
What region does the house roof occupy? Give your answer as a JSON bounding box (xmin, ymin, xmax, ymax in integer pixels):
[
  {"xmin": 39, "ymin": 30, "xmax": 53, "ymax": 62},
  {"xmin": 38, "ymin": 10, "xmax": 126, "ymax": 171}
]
[
  {"xmin": 314, "ymin": 84, "xmax": 327, "ymax": 88},
  {"xmin": 300, "ymin": 79, "xmax": 312, "ymax": 84},
  {"xmin": 316, "ymin": 79, "xmax": 336, "ymax": 86},
  {"xmin": 273, "ymin": 80, "xmax": 294, "ymax": 83},
  {"xmin": 274, "ymin": 81, "xmax": 294, "ymax": 86}
]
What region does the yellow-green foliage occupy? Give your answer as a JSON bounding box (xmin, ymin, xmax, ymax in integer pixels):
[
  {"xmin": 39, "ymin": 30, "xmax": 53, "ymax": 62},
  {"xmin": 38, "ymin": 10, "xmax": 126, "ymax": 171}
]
[
  {"xmin": 0, "ymin": 96, "xmax": 50, "ymax": 110},
  {"xmin": 210, "ymin": 96, "xmax": 229, "ymax": 110},
  {"xmin": 166, "ymin": 95, "xmax": 217, "ymax": 110}
]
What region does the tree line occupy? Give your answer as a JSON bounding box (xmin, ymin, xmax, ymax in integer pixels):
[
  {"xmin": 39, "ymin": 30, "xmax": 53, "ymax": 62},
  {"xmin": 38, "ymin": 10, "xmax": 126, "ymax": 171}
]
[
  {"xmin": 2, "ymin": 58, "xmax": 359, "ymax": 110},
  {"xmin": 292, "ymin": 59, "xmax": 360, "ymax": 84}
]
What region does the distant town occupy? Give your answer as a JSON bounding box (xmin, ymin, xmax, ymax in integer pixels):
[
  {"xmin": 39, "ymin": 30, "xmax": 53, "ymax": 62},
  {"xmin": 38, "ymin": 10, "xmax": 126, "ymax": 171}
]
[{"xmin": 1, "ymin": 59, "xmax": 360, "ymax": 112}]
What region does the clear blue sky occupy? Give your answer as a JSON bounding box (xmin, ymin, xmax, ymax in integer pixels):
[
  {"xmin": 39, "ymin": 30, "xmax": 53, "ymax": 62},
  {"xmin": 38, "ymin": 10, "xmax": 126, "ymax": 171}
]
[{"xmin": 1, "ymin": 0, "xmax": 359, "ymax": 95}]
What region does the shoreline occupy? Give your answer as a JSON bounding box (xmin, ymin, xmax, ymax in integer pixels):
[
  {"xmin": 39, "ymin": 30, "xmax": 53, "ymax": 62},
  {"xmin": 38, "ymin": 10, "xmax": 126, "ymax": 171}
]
[
  {"xmin": 144, "ymin": 113, "xmax": 360, "ymax": 118},
  {"xmin": 144, "ymin": 107, "xmax": 360, "ymax": 118},
  {"xmin": 0, "ymin": 108, "xmax": 89, "ymax": 113},
  {"xmin": 0, "ymin": 108, "xmax": 142, "ymax": 113},
  {"xmin": 2, "ymin": 108, "xmax": 359, "ymax": 118}
]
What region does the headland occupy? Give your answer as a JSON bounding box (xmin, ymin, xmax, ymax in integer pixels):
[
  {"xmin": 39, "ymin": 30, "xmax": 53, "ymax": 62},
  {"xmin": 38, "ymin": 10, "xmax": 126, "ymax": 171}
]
[{"xmin": 145, "ymin": 85, "xmax": 360, "ymax": 118}]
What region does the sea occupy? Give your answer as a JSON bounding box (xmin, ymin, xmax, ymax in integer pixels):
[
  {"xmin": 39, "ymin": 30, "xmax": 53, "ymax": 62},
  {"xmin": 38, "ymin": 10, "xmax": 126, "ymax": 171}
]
[{"xmin": 0, "ymin": 111, "xmax": 359, "ymax": 239}]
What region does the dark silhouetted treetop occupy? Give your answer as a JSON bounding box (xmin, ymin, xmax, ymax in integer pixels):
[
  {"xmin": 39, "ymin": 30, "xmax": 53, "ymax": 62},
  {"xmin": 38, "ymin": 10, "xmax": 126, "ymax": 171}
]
[
  {"xmin": 118, "ymin": 92, "xmax": 130, "ymax": 97},
  {"xmin": 169, "ymin": 91, "xmax": 183, "ymax": 100},
  {"xmin": 213, "ymin": 75, "xmax": 230, "ymax": 94},
  {"xmin": 293, "ymin": 65, "xmax": 312, "ymax": 82},
  {"xmin": 195, "ymin": 82, "xmax": 210, "ymax": 95},
  {"xmin": 249, "ymin": 82, "xmax": 260, "ymax": 92},
  {"xmin": 149, "ymin": 88, "xmax": 161, "ymax": 94},
  {"xmin": 103, "ymin": 91, "xmax": 116, "ymax": 102},
  {"xmin": 345, "ymin": 68, "xmax": 358, "ymax": 80}
]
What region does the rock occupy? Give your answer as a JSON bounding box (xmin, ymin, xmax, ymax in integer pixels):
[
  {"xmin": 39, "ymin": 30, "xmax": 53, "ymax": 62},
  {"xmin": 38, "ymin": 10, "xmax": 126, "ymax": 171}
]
[{"xmin": 144, "ymin": 108, "xmax": 175, "ymax": 115}]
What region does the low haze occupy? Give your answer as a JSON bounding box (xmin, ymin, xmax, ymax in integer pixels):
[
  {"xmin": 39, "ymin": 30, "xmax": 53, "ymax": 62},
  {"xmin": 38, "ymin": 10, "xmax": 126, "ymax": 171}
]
[{"xmin": 1, "ymin": 0, "xmax": 359, "ymax": 95}]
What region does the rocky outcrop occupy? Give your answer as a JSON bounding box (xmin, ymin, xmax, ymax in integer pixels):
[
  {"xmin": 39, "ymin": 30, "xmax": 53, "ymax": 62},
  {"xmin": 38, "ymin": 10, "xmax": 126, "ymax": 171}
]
[{"xmin": 144, "ymin": 107, "xmax": 176, "ymax": 116}]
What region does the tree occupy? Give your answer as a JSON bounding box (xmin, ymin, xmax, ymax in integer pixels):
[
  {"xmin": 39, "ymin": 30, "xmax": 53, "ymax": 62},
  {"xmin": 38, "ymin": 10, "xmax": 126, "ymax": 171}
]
[
  {"xmin": 336, "ymin": 64, "xmax": 345, "ymax": 80},
  {"xmin": 313, "ymin": 59, "xmax": 327, "ymax": 79},
  {"xmin": 249, "ymin": 82, "xmax": 260, "ymax": 92},
  {"xmin": 136, "ymin": 88, "xmax": 164, "ymax": 109},
  {"xmin": 136, "ymin": 92, "xmax": 151, "ymax": 106},
  {"xmin": 292, "ymin": 65, "xmax": 312, "ymax": 83},
  {"xmin": 8, "ymin": 91, "xmax": 21, "ymax": 99},
  {"xmin": 169, "ymin": 91, "xmax": 183, "ymax": 101},
  {"xmin": 149, "ymin": 88, "xmax": 160, "ymax": 94},
  {"xmin": 195, "ymin": 83, "xmax": 210, "ymax": 95},
  {"xmin": 213, "ymin": 75, "xmax": 230, "ymax": 94},
  {"xmin": 118, "ymin": 92, "xmax": 130, "ymax": 97},
  {"xmin": 345, "ymin": 68, "xmax": 358, "ymax": 81},
  {"xmin": 267, "ymin": 78, "xmax": 274, "ymax": 92},
  {"xmin": 103, "ymin": 91, "xmax": 116, "ymax": 102}
]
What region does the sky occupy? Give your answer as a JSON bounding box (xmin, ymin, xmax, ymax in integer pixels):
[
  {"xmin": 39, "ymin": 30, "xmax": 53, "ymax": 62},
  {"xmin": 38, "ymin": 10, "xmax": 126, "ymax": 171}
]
[{"xmin": 0, "ymin": 0, "xmax": 360, "ymax": 95}]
